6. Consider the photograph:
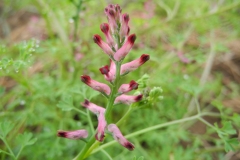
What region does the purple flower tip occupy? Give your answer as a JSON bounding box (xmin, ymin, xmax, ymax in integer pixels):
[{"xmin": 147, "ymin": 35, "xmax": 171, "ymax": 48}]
[
  {"xmin": 135, "ymin": 94, "xmax": 143, "ymax": 101},
  {"xmin": 81, "ymin": 75, "xmax": 91, "ymax": 85},
  {"xmin": 125, "ymin": 142, "xmax": 135, "ymax": 151},
  {"xmin": 140, "ymin": 54, "xmax": 150, "ymax": 64},
  {"xmin": 93, "ymin": 34, "xmax": 102, "ymax": 44},
  {"xmin": 130, "ymin": 81, "xmax": 138, "ymax": 90},
  {"xmin": 99, "ymin": 65, "xmax": 109, "ymax": 74},
  {"xmin": 100, "ymin": 23, "xmax": 110, "ymax": 34},
  {"xmin": 128, "ymin": 34, "xmax": 136, "ymax": 44}
]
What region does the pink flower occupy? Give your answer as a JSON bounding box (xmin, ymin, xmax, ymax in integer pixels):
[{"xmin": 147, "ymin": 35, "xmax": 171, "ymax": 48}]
[
  {"xmin": 118, "ymin": 80, "xmax": 138, "ymax": 94},
  {"xmin": 120, "ymin": 13, "xmax": 130, "ymax": 40},
  {"xmin": 121, "ymin": 54, "xmax": 150, "ymax": 75},
  {"xmin": 104, "ymin": 6, "xmax": 118, "ymax": 33},
  {"xmin": 100, "ymin": 23, "xmax": 115, "ymax": 48},
  {"xmin": 99, "ymin": 60, "xmax": 116, "ymax": 82},
  {"xmin": 114, "ymin": 94, "xmax": 143, "ymax": 105},
  {"xmin": 95, "ymin": 112, "xmax": 107, "ymax": 142},
  {"xmin": 114, "ymin": 34, "xmax": 136, "ymax": 61},
  {"xmin": 81, "ymin": 75, "xmax": 111, "ymax": 95},
  {"xmin": 93, "ymin": 34, "xmax": 114, "ymax": 56},
  {"xmin": 81, "ymin": 99, "xmax": 105, "ymax": 115},
  {"xmin": 108, "ymin": 124, "xmax": 134, "ymax": 151},
  {"xmin": 57, "ymin": 129, "xmax": 88, "ymax": 140},
  {"xmin": 115, "ymin": 4, "xmax": 122, "ymax": 22}
]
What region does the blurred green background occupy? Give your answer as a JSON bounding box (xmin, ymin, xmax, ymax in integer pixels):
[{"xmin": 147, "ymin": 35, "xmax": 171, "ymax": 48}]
[{"xmin": 1, "ymin": 0, "xmax": 240, "ymax": 159}]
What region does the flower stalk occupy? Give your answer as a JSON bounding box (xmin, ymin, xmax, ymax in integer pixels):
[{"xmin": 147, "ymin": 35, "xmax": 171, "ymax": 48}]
[{"xmin": 59, "ymin": 4, "xmax": 150, "ymax": 160}]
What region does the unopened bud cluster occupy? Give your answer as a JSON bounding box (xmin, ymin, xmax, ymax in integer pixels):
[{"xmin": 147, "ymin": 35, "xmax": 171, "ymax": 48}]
[{"xmin": 57, "ymin": 4, "xmax": 149, "ymax": 151}]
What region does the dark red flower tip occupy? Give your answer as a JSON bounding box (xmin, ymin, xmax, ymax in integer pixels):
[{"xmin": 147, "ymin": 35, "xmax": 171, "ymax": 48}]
[
  {"xmin": 129, "ymin": 80, "xmax": 138, "ymax": 90},
  {"xmin": 127, "ymin": 27, "xmax": 130, "ymax": 35},
  {"xmin": 115, "ymin": 4, "xmax": 121, "ymax": 12},
  {"xmin": 140, "ymin": 54, "xmax": 150, "ymax": 64},
  {"xmin": 135, "ymin": 94, "xmax": 143, "ymax": 102},
  {"xmin": 109, "ymin": 9, "xmax": 115, "ymax": 17},
  {"xmin": 105, "ymin": 8, "xmax": 108, "ymax": 13},
  {"xmin": 95, "ymin": 132, "xmax": 105, "ymax": 142},
  {"xmin": 100, "ymin": 23, "xmax": 109, "ymax": 33},
  {"xmin": 124, "ymin": 142, "xmax": 135, "ymax": 151},
  {"xmin": 123, "ymin": 14, "xmax": 129, "ymax": 22},
  {"xmin": 57, "ymin": 131, "xmax": 67, "ymax": 138},
  {"xmin": 81, "ymin": 75, "xmax": 91, "ymax": 84},
  {"xmin": 109, "ymin": 4, "xmax": 114, "ymax": 9},
  {"xmin": 93, "ymin": 34, "xmax": 102, "ymax": 44},
  {"xmin": 128, "ymin": 34, "xmax": 136, "ymax": 44},
  {"xmin": 82, "ymin": 99, "xmax": 90, "ymax": 107},
  {"xmin": 99, "ymin": 65, "xmax": 109, "ymax": 74}
]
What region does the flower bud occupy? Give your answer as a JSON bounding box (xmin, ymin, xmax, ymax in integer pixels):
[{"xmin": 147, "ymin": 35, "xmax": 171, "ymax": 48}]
[
  {"xmin": 81, "ymin": 75, "xmax": 111, "ymax": 95},
  {"xmin": 114, "ymin": 34, "xmax": 136, "ymax": 61},
  {"xmin": 114, "ymin": 94, "xmax": 143, "ymax": 105},
  {"xmin": 121, "ymin": 54, "xmax": 150, "ymax": 75},
  {"xmin": 118, "ymin": 80, "xmax": 138, "ymax": 94},
  {"xmin": 81, "ymin": 99, "xmax": 105, "ymax": 115},
  {"xmin": 93, "ymin": 34, "xmax": 114, "ymax": 56},
  {"xmin": 108, "ymin": 124, "xmax": 134, "ymax": 151},
  {"xmin": 57, "ymin": 129, "xmax": 88, "ymax": 140}
]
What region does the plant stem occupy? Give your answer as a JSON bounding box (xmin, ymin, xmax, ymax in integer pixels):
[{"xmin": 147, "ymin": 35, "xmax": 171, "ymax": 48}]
[
  {"xmin": 73, "ymin": 134, "xmax": 96, "ymax": 160},
  {"xmin": 105, "ymin": 62, "xmax": 121, "ymax": 123},
  {"xmin": 1, "ymin": 138, "xmax": 16, "ymax": 159},
  {"xmin": 116, "ymin": 106, "xmax": 133, "ymax": 126}
]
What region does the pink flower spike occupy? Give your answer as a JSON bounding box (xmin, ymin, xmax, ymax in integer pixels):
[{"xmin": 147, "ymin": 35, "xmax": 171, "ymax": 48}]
[
  {"xmin": 57, "ymin": 129, "xmax": 88, "ymax": 140},
  {"xmin": 118, "ymin": 80, "xmax": 138, "ymax": 94},
  {"xmin": 95, "ymin": 112, "xmax": 107, "ymax": 142},
  {"xmin": 120, "ymin": 13, "xmax": 130, "ymax": 39},
  {"xmin": 120, "ymin": 54, "xmax": 150, "ymax": 75},
  {"xmin": 114, "ymin": 94, "xmax": 143, "ymax": 105},
  {"xmin": 108, "ymin": 124, "xmax": 135, "ymax": 151},
  {"xmin": 81, "ymin": 99, "xmax": 105, "ymax": 115},
  {"xmin": 100, "ymin": 23, "xmax": 115, "ymax": 48},
  {"xmin": 114, "ymin": 34, "xmax": 136, "ymax": 61},
  {"xmin": 81, "ymin": 75, "xmax": 111, "ymax": 95},
  {"xmin": 93, "ymin": 34, "xmax": 114, "ymax": 56}
]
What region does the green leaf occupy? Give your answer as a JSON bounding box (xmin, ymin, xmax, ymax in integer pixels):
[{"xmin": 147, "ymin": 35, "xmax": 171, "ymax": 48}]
[
  {"xmin": 16, "ymin": 132, "xmax": 37, "ymax": 147},
  {"xmin": 221, "ymin": 121, "xmax": 236, "ymax": 135},
  {"xmin": 57, "ymin": 95, "xmax": 74, "ymax": 111},
  {"xmin": 0, "ymin": 122, "xmax": 14, "ymax": 138}
]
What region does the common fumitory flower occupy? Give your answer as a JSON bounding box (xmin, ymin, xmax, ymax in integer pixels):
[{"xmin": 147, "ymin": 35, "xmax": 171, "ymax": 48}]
[
  {"xmin": 120, "ymin": 13, "xmax": 130, "ymax": 40},
  {"xmin": 95, "ymin": 112, "xmax": 107, "ymax": 142},
  {"xmin": 118, "ymin": 80, "xmax": 138, "ymax": 94},
  {"xmin": 108, "ymin": 124, "xmax": 135, "ymax": 151},
  {"xmin": 81, "ymin": 99, "xmax": 105, "ymax": 115},
  {"xmin": 104, "ymin": 7, "xmax": 117, "ymax": 33},
  {"xmin": 57, "ymin": 129, "xmax": 88, "ymax": 140},
  {"xmin": 99, "ymin": 60, "xmax": 116, "ymax": 82},
  {"xmin": 114, "ymin": 34, "xmax": 136, "ymax": 61},
  {"xmin": 121, "ymin": 54, "xmax": 150, "ymax": 75},
  {"xmin": 93, "ymin": 34, "xmax": 114, "ymax": 56},
  {"xmin": 100, "ymin": 23, "xmax": 115, "ymax": 48},
  {"xmin": 114, "ymin": 94, "xmax": 143, "ymax": 105},
  {"xmin": 81, "ymin": 75, "xmax": 111, "ymax": 95}
]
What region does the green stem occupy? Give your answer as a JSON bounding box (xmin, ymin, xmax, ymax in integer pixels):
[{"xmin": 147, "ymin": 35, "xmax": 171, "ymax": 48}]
[
  {"xmin": 73, "ymin": 135, "xmax": 96, "ymax": 160},
  {"xmin": 116, "ymin": 106, "xmax": 133, "ymax": 126},
  {"xmin": 15, "ymin": 146, "xmax": 24, "ymax": 160},
  {"xmin": 1, "ymin": 138, "xmax": 16, "ymax": 159},
  {"xmin": 105, "ymin": 62, "xmax": 121, "ymax": 123}
]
